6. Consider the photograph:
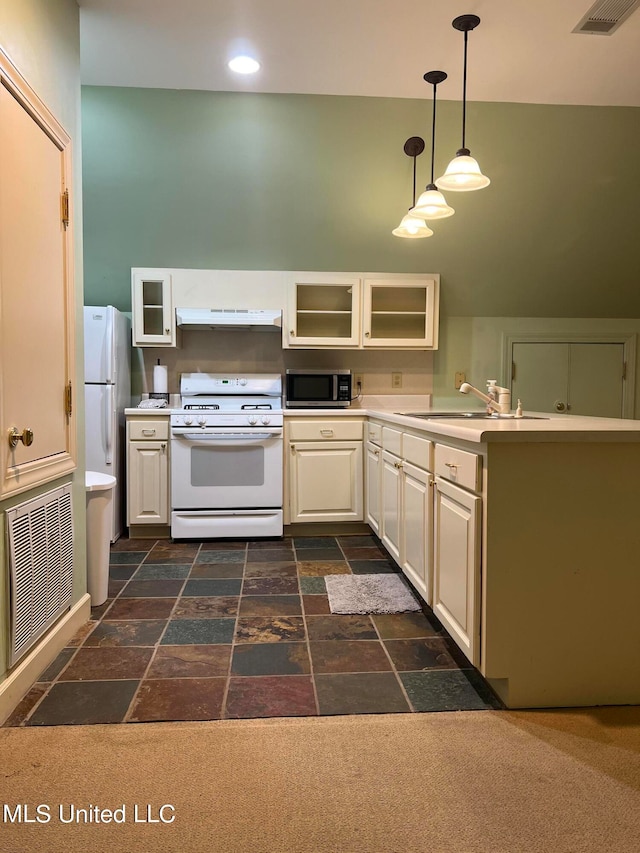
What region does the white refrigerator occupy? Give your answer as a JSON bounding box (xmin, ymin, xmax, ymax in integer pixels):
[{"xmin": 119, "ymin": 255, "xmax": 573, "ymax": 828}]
[{"xmin": 84, "ymin": 306, "xmax": 131, "ymax": 542}]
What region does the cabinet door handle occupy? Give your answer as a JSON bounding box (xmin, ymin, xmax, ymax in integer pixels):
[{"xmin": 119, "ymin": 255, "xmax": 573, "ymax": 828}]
[
  {"xmin": 290, "ymin": 330, "xmax": 295, "ymax": 336},
  {"xmin": 165, "ymin": 328, "xmax": 170, "ymax": 334},
  {"xmin": 364, "ymin": 331, "xmax": 370, "ymax": 337},
  {"xmin": 374, "ymin": 449, "xmax": 379, "ymax": 456},
  {"xmin": 142, "ymin": 429, "xmax": 156, "ymax": 436},
  {"xmin": 320, "ymin": 429, "xmax": 334, "ymax": 436},
  {"xmin": 161, "ymin": 443, "xmax": 166, "ymax": 452},
  {"xmin": 8, "ymin": 427, "xmax": 34, "ymax": 449},
  {"xmin": 444, "ymin": 462, "xmax": 458, "ymax": 470}
]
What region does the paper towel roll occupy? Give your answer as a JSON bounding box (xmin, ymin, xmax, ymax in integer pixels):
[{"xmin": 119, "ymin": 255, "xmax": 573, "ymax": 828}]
[{"xmin": 153, "ymin": 363, "xmax": 168, "ymax": 394}]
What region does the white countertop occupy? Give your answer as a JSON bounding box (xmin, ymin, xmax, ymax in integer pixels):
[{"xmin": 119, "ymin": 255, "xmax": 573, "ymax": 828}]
[{"xmin": 126, "ymin": 402, "xmax": 640, "ymax": 443}]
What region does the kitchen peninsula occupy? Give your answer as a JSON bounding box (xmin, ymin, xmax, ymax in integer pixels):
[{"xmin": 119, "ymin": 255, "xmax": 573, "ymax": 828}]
[{"xmin": 126, "ymin": 403, "xmax": 640, "ymax": 709}]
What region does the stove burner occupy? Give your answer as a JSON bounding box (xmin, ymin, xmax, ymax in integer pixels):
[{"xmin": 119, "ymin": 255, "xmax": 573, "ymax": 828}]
[
  {"xmin": 241, "ymin": 404, "xmax": 273, "ymax": 410},
  {"xmin": 184, "ymin": 404, "xmax": 220, "ymax": 410}
]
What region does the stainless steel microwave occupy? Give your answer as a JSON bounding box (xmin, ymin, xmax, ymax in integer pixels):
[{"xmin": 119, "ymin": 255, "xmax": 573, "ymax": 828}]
[{"xmin": 285, "ymin": 369, "xmax": 352, "ymax": 408}]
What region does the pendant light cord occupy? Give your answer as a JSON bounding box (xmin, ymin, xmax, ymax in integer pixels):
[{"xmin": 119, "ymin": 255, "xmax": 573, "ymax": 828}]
[
  {"xmin": 461, "ymin": 30, "xmax": 468, "ymax": 150},
  {"xmin": 412, "ymin": 150, "xmax": 417, "ymax": 206},
  {"xmin": 430, "ymin": 82, "xmax": 437, "ymax": 185}
]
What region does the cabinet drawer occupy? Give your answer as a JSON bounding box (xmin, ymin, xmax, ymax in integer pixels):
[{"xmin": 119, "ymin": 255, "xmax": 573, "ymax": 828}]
[
  {"xmin": 382, "ymin": 426, "xmax": 402, "ymax": 455},
  {"xmin": 403, "ymin": 433, "xmax": 432, "ymax": 470},
  {"xmin": 288, "ymin": 419, "xmax": 363, "ymax": 441},
  {"xmin": 128, "ymin": 419, "xmax": 169, "ymax": 441},
  {"xmin": 434, "ymin": 443, "xmax": 480, "ymax": 492},
  {"xmin": 367, "ymin": 422, "xmax": 382, "ymax": 446}
]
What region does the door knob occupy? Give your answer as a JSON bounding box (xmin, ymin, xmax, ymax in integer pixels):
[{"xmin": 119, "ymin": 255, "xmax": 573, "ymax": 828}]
[
  {"xmin": 554, "ymin": 401, "xmax": 566, "ymax": 412},
  {"xmin": 8, "ymin": 427, "xmax": 34, "ymax": 448}
]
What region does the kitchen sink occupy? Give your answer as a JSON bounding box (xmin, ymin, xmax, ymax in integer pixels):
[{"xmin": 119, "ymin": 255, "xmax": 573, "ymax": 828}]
[{"xmin": 396, "ymin": 411, "xmax": 549, "ymax": 420}]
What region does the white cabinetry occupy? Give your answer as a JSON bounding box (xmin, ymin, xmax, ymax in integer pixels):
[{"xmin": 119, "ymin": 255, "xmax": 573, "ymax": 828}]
[
  {"xmin": 285, "ymin": 273, "xmax": 361, "ymax": 347},
  {"xmin": 285, "ymin": 273, "xmax": 439, "ymax": 349},
  {"xmin": 0, "ymin": 52, "xmax": 76, "ymax": 498},
  {"xmin": 365, "ymin": 422, "xmax": 383, "ymax": 535},
  {"xmin": 380, "ymin": 427, "xmax": 403, "ymax": 564},
  {"xmin": 362, "ymin": 278, "xmax": 439, "ymax": 348},
  {"xmin": 287, "ymin": 419, "xmax": 363, "ymax": 523},
  {"xmin": 377, "ymin": 426, "xmax": 433, "ymax": 604},
  {"xmin": 126, "ymin": 417, "xmax": 169, "ymax": 526},
  {"xmin": 131, "ymin": 268, "xmax": 177, "ymax": 347},
  {"xmin": 432, "ymin": 443, "xmax": 482, "ymax": 665}
]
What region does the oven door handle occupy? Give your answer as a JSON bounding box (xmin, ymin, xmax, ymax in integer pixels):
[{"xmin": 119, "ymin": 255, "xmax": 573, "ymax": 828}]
[{"xmin": 171, "ymin": 429, "xmax": 282, "ymax": 442}]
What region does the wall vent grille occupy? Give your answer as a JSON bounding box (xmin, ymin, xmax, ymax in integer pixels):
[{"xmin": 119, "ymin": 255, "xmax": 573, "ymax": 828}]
[
  {"xmin": 573, "ymin": 0, "xmax": 640, "ymax": 34},
  {"xmin": 6, "ymin": 484, "xmax": 74, "ymax": 667}
]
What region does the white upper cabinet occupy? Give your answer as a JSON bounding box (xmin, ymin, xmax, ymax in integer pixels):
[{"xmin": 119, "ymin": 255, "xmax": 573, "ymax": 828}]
[
  {"xmin": 132, "ymin": 268, "xmax": 176, "ymax": 346},
  {"xmin": 362, "ymin": 278, "xmax": 439, "ymax": 348},
  {"xmin": 130, "ymin": 268, "xmax": 440, "ymax": 350},
  {"xmin": 284, "ymin": 272, "xmax": 439, "ymax": 349},
  {"xmin": 285, "ymin": 273, "xmax": 361, "ymax": 347}
]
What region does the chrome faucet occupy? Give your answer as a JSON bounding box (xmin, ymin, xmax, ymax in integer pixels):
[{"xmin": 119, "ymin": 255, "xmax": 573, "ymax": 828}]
[{"xmin": 459, "ymin": 380, "xmax": 511, "ymax": 415}]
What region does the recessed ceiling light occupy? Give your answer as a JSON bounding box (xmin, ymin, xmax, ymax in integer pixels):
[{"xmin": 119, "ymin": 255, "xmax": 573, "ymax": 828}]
[{"xmin": 228, "ymin": 56, "xmax": 260, "ymax": 74}]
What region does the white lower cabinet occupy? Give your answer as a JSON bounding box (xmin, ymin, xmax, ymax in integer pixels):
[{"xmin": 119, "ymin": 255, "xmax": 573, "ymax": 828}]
[
  {"xmin": 381, "ymin": 448, "xmax": 402, "ymax": 563},
  {"xmin": 365, "ymin": 423, "xmax": 482, "ymax": 662},
  {"xmin": 365, "ymin": 440, "xmax": 382, "ymax": 535},
  {"xmin": 377, "ymin": 427, "xmax": 433, "ymax": 604},
  {"xmin": 401, "ymin": 461, "xmax": 433, "ymax": 604},
  {"xmin": 287, "ymin": 419, "xmax": 364, "ymax": 523},
  {"xmin": 126, "ymin": 417, "xmax": 170, "ymax": 526},
  {"xmin": 432, "ymin": 475, "xmax": 481, "ymax": 665}
]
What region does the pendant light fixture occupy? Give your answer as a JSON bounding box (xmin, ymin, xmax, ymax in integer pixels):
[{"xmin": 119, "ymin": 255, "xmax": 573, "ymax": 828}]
[
  {"xmin": 392, "ymin": 136, "xmax": 434, "ymax": 239},
  {"xmin": 436, "ymin": 14, "xmax": 490, "ymax": 192},
  {"xmin": 410, "ymin": 70, "xmax": 455, "ymax": 220}
]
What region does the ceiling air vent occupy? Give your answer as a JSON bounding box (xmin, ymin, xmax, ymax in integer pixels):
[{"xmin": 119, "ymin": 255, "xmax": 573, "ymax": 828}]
[{"xmin": 573, "ymin": 0, "xmax": 640, "ymax": 34}]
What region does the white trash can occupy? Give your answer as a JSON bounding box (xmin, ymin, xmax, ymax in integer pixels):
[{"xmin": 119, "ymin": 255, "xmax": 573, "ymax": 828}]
[{"xmin": 85, "ymin": 471, "xmax": 117, "ymax": 606}]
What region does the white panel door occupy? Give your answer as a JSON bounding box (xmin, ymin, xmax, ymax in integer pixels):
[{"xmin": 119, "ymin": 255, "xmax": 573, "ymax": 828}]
[
  {"xmin": 0, "ymin": 60, "xmax": 75, "ymax": 496},
  {"xmin": 401, "ymin": 462, "xmax": 432, "ymax": 604},
  {"xmin": 380, "ymin": 450, "xmax": 401, "ymax": 563},
  {"xmin": 128, "ymin": 441, "xmax": 168, "ymax": 525},
  {"xmin": 511, "ymin": 343, "xmax": 569, "ymax": 414},
  {"xmin": 511, "ymin": 341, "xmax": 625, "ymax": 417},
  {"xmin": 365, "ymin": 440, "xmax": 382, "ymax": 535},
  {"xmin": 433, "ymin": 477, "xmax": 481, "ymax": 664},
  {"xmin": 568, "ymin": 343, "xmax": 624, "ymax": 417},
  {"xmin": 289, "ymin": 441, "xmax": 363, "ymax": 522}
]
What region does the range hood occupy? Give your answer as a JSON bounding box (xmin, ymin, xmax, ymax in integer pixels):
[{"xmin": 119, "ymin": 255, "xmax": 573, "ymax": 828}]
[{"xmin": 175, "ymin": 308, "xmax": 282, "ymax": 331}]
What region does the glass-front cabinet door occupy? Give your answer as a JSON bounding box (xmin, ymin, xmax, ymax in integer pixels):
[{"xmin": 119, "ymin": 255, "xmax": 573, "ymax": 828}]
[
  {"xmin": 132, "ymin": 268, "xmax": 175, "ymax": 346},
  {"xmin": 285, "ymin": 274, "xmax": 361, "ymax": 347},
  {"xmin": 362, "ymin": 278, "xmax": 439, "ymax": 348}
]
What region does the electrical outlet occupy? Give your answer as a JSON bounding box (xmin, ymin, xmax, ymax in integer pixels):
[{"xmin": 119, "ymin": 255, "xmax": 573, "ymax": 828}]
[
  {"xmin": 455, "ymin": 371, "xmax": 466, "ymax": 389},
  {"xmin": 392, "ymin": 372, "xmax": 402, "ymax": 389},
  {"xmin": 354, "ymin": 373, "xmax": 364, "ymax": 390}
]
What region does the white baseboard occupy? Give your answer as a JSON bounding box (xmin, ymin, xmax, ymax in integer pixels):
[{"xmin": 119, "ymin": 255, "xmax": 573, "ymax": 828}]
[{"xmin": 0, "ymin": 593, "xmax": 91, "ymax": 724}]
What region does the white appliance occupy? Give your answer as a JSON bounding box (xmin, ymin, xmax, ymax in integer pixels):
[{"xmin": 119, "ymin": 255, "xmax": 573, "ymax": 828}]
[
  {"xmin": 175, "ymin": 307, "xmax": 282, "ymax": 331},
  {"xmin": 84, "ymin": 306, "xmax": 131, "ymax": 542},
  {"xmin": 170, "ymin": 373, "xmax": 283, "ymax": 539}
]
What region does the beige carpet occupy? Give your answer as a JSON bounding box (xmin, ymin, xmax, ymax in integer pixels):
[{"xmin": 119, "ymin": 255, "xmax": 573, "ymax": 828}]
[{"xmin": 1, "ymin": 708, "xmax": 639, "ymax": 852}]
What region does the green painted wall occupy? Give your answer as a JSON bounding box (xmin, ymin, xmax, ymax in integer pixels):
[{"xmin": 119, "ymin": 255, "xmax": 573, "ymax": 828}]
[
  {"xmin": 0, "ymin": 0, "xmax": 84, "ymax": 681},
  {"xmin": 83, "ymin": 87, "xmax": 640, "ymax": 318}
]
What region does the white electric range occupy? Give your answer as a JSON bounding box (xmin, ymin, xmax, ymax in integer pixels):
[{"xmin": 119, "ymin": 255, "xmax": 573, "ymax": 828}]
[{"xmin": 170, "ymin": 373, "xmax": 283, "ymax": 539}]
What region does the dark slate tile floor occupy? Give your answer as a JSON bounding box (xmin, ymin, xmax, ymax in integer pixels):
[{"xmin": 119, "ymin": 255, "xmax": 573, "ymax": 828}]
[{"xmin": 4, "ymin": 535, "xmax": 502, "ymax": 726}]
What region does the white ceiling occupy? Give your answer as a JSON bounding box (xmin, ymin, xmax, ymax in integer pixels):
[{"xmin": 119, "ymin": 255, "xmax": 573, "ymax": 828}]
[{"xmin": 78, "ymin": 0, "xmax": 640, "ymax": 107}]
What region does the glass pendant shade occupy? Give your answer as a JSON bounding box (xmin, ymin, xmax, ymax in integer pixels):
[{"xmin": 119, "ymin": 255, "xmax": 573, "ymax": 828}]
[
  {"xmin": 436, "ymin": 151, "xmax": 490, "ymax": 192},
  {"xmin": 410, "ymin": 185, "xmax": 455, "ymax": 220},
  {"xmin": 392, "ymin": 213, "xmax": 433, "ymax": 239}
]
